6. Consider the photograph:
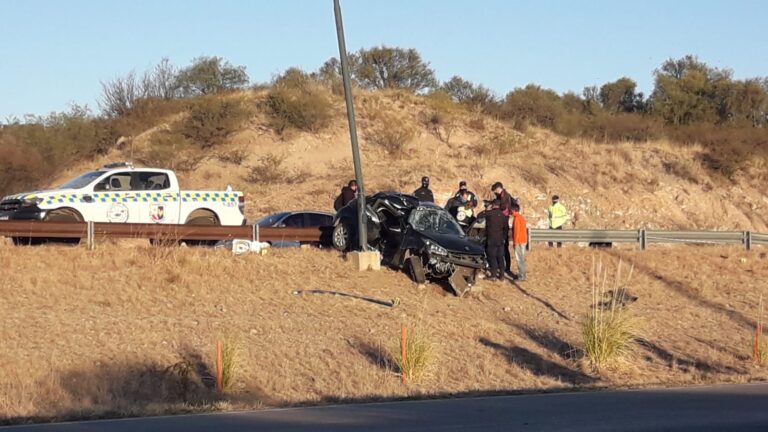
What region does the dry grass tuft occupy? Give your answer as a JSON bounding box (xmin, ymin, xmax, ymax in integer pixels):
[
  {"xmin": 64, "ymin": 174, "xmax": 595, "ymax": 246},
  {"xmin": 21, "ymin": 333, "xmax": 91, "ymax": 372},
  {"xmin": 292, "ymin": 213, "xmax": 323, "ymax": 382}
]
[
  {"xmin": 221, "ymin": 335, "xmax": 241, "ymax": 392},
  {"xmin": 388, "ymin": 325, "xmax": 437, "ymax": 383},
  {"xmin": 582, "ymin": 258, "xmax": 640, "ymax": 371}
]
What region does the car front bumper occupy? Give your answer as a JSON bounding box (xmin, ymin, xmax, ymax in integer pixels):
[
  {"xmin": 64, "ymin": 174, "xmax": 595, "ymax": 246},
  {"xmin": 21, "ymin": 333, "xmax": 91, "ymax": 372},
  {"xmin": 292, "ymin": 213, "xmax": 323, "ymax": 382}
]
[{"xmin": 0, "ymin": 206, "xmax": 47, "ymax": 221}]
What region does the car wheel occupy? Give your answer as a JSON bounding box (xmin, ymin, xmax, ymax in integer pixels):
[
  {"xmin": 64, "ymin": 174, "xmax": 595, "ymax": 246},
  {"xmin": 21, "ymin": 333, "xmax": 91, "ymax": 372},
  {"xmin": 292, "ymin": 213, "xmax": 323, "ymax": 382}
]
[
  {"xmin": 184, "ymin": 209, "xmax": 219, "ymax": 247},
  {"xmin": 406, "ymin": 255, "xmax": 427, "ymax": 284},
  {"xmin": 332, "ymin": 223, "xmax": 350, "ymax": 252}
]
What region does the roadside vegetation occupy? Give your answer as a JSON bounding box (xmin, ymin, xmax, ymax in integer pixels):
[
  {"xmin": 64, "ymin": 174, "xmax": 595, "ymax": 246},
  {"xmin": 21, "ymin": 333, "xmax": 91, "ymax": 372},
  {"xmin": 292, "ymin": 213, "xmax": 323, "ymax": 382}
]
[
  {"xmin": 582, "ymin": 259, "xmax": 640, "ymax": 370},
  {"xmin": 2, "ymin": 47, "xmax": 766, "ymax": 197}
]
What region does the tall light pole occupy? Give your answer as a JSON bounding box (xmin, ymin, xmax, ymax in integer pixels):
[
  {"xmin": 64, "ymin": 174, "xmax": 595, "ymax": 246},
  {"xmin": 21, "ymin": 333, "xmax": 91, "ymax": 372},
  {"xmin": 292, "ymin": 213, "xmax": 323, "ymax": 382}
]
[{"xmin": 333, "ymin": 0, "xmax": 367, "ymax": 250}]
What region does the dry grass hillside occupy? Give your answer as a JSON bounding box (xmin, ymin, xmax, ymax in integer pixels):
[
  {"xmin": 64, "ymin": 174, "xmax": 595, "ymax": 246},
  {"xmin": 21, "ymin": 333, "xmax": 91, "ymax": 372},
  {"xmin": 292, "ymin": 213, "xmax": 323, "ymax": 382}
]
[
  {"xmin": 3, "ymin": 89, "xmax": 768, "ymax": 424},
  {"xmin": 46, "ymin": 89, "xmax": 768, "ymax": 232},
  {"xmin": 1, "ymin": 241, "xmax": 767, "ymax": 424}
]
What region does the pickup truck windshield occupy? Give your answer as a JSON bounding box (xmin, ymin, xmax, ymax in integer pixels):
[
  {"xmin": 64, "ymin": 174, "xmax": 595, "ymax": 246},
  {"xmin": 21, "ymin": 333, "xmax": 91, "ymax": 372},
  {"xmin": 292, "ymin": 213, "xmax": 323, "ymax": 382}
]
[
  {"xmin": 408, "ymin": 206, "xmax": 464, "ymax": 236},
  {"xmin": 58, "ymin": 171, "xmax": 104, "ymax": 189}
]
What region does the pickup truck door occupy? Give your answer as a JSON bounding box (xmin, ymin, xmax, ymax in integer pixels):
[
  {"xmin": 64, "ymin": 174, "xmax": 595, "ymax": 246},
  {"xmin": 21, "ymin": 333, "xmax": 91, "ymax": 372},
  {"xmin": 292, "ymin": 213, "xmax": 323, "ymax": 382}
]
[
  {"xmin": 90, "ymin": 171, "xmax": 142, "ymax": 223},
  {"xmin": 133, "ymin": 171, "xmax": 179, "ymax": 224}
]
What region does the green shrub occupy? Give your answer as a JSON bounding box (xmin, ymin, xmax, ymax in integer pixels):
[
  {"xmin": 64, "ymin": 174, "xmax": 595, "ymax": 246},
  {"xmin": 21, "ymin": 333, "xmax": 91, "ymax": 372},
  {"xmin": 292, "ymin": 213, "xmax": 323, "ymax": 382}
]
[
  {"xmin": 244, "ymin": 153, "xmax": 308, "ymax": 185},
  {"xmin": 137, "ymin": 131, "xmax": 204, "ymax": 172},
  {"xmin": 112, "ymin": 97, "xmax": 188, "ymax": 137},
  {"xmin": 0, "ymin": 136, "xmax": 47, "ymax": 196},
  {"xmin": 215, "ymin": 148, "xmax": 249, "ymax": 165},
  {"xmin": 264, "ymin": 68, "xmax": 333, "ymax": 134},
  {"xmin": 583, "ymin": 114, "xmax": 663, "ymax": 143},
  {"xmin": 474, "ymin": 130, "xmax": 520, "ymax": 157},
  {"xmin": 366, "ymin": 113, "xmax": 416, "ymax": 155},
  {"xmin": 11, "ymin": 106, "xmax": 116, "ymax": 161},
  {"xmin": 421, "ymin": 91, "xmax": 461, "ymax": 144},
  {"xmin": 179, "ymin": 97, "xmax": 250, "ymax": 149}
]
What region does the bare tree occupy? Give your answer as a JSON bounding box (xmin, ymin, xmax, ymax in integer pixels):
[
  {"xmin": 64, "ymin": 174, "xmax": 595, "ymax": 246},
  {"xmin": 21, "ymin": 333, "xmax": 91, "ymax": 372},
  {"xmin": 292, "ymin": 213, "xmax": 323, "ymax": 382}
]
[
  {"xmin": 99, "ymin": 71, "xmax": 139, "ymax": 118},
  {"xmin": 140, "ymin": 58, "xmax": 178, "ymax": 100}
]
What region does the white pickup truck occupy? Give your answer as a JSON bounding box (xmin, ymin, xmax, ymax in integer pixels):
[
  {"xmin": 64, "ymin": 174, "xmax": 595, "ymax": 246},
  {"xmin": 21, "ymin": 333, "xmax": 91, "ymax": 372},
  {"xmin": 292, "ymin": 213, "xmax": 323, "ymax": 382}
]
[{"xmin": 0, "ymin": 162, "xmax": 245, "ymax": 226}]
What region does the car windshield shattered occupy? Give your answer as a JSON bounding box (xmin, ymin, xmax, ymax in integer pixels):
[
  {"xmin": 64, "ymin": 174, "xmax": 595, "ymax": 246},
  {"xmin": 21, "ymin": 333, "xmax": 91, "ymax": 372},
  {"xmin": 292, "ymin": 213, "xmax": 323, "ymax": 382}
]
[
  {"xmin": 408, "ymin": 206, "xmax": 464, "ymax": 236},
  {"xmin": 58, "ymin": 171, "xmax": 104, "ymax": 189}
]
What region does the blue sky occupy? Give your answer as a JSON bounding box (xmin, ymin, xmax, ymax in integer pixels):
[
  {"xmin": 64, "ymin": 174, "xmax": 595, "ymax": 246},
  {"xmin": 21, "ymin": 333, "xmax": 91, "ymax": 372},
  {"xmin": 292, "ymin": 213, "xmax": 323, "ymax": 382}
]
[{"xmin": 1, "ymin": 0, "xmax": 766, "ymax": 119}]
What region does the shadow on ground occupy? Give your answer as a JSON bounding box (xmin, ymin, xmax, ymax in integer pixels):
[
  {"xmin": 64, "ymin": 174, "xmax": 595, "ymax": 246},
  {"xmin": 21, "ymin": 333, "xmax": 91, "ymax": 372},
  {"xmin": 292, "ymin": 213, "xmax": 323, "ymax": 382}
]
[
  {"xmin": 635, "ymin": 338, "xmax": 748, "ymax": 375},
  {"xmin": 606, "ymin": 250, "xmax": 755, "ymax": 329},
  {"xmin": 2, "ymin": 346, "xmax": 273, "ymax": 426},
  {"xmin": 506, "ymin": 322, "xmax": 580, "ymax": 361},
  {"xmin": 509, "ymin": 280, "xmax": 571, "ymax": 321},
  {"xmin": 478, "ymin": 337, "xmax": 598, "ymax": 385}
]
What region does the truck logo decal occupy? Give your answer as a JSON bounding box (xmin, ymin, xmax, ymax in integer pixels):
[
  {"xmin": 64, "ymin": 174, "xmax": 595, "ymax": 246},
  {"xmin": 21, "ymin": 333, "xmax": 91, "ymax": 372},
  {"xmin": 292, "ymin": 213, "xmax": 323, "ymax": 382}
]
[
  {"xmin": 150, "ymin": 204, "xmax": 165, "ymax": 223},
  {"xmin": 107, "ymin": 203, "xmax": 129, "ymax": 223}
]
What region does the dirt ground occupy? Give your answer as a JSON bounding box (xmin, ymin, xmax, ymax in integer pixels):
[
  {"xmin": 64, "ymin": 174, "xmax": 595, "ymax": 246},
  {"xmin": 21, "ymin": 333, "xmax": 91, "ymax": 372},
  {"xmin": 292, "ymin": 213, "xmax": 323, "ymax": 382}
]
[{"xmin": 2, "ymin": 239, "xmax": 767, "ymax": 424}]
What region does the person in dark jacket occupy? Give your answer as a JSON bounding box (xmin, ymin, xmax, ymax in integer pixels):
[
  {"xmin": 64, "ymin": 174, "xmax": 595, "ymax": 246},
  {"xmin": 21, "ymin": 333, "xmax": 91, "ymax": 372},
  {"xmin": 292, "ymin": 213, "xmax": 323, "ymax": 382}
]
[
  {"xmin": 453, "ymin": 180, "xmax": 477, "ymax": 208},
  {"xmin": 413, "ymin": 176, "xmax": 434, "ymax": 203},
  {"xmin": 477, "ymin": 199, "xmax": 506, "ymax": 281},
  {"xmin": 491, "ymin": 181, "xmax": 515, "ymax": 274},
  {"xmin": 333, "ymin": 180, "xmax": 357, "ymax": 211}
]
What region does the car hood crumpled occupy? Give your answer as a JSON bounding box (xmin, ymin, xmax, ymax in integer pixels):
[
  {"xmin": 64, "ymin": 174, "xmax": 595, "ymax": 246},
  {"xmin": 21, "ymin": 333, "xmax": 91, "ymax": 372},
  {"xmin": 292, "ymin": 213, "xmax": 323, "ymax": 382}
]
[{"xmin": 419, "ymin": 230, "xmax": 485, "ymax": 255}]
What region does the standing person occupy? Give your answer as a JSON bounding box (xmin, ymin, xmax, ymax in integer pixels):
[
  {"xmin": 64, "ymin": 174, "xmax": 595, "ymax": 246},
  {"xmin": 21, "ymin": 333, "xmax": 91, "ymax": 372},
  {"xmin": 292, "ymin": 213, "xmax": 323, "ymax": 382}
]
[
  {"xmin": 547, "ymin": 194, "xmax": 570, "ymax": 248},
  {"xmin": 333, "ymin": 180, "xmax": 357, "ymax": 211},
  {"xmin": 492, "ymin": 182, "xmax": 514, "ymax": 274},
  {"xmin": 454, "ymin": 181, "xmax": 478, "ymax": 208},
  {"xmin": 413, "ymin": 176, "xmax": 434, "ymax": 203},
  {"xmin": 510, "ymin": 203, "xmax": 528, "ymax": 281},
  {"xmin": 477, "ymin": 199, "xmax": 506, "ymax": 281}
]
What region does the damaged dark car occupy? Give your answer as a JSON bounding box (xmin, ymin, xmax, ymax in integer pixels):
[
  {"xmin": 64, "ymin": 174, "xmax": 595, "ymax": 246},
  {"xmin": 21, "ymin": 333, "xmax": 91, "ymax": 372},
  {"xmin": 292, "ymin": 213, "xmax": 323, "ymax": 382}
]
[{"xmin": 332, "ymin": 192, "xmax": 486, "ymax": 296}]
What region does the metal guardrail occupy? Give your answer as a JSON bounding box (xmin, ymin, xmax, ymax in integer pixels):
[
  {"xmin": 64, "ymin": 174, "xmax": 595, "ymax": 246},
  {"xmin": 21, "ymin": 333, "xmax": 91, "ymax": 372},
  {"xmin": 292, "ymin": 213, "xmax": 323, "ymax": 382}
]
[
  {"xmin": 527, "ymin": 228, "xmax": 766, "ymax": 251},
  {"xmin": 0, "ymin": 220, "xmax": 325, "ymax": 248},
  {"xmin": 0, "ymin": 221, "xmax": 765, "ymax": 251}
]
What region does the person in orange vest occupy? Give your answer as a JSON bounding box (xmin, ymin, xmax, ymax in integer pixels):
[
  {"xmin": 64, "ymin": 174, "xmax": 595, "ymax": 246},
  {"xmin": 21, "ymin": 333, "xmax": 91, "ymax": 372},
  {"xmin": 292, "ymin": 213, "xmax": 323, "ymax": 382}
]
[{"xmin": 510, "ymin": 202, "xmax": 528, "ymax": 281}]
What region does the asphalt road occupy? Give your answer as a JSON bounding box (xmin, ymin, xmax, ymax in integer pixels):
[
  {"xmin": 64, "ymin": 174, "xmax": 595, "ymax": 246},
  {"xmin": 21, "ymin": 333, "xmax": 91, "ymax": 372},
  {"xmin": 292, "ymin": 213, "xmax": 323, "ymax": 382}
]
[{"xmin": 4, "ymin": 383, "xmax": 768, "ymax": 432}]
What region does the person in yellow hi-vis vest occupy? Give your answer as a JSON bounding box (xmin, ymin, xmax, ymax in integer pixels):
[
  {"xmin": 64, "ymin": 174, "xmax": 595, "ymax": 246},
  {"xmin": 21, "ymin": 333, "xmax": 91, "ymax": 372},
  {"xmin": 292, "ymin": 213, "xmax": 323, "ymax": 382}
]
[{"xmin": 547, "ymin": 195, "xmax": 570, "ymax": 248}]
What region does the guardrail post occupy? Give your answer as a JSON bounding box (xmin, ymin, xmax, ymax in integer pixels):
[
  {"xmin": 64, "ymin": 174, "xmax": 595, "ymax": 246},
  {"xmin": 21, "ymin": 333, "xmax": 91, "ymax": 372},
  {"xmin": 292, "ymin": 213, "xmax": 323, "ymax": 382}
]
[
  {"xmin": 639, "ymin": 229, "xmax": 647, "ymax": 250},
  {"xmin": 745, "ymin": 231, "xmax": 752, "ymax": 251},
  {"xmin": 87, "ymin": 221, "xmax": 94, "ymax": 250},
  {"xmin": 252, "ymin": 224, "xmax": 257, "ymax": 243}
]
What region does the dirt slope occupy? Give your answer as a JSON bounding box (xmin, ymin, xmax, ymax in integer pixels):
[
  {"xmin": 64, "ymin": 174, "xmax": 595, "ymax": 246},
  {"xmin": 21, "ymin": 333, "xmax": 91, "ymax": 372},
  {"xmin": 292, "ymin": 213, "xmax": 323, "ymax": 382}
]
[{"xmin": 48, "ymin": 90, "xmax": 768, "ymax": 232}]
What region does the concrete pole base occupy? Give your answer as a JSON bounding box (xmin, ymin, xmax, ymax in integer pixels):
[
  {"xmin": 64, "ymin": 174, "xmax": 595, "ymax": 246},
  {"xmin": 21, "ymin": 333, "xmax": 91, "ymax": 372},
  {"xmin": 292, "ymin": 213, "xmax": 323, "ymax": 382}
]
[{"xmin": 348, "ymin": 251, "xmax": 381, "ymax": 271}]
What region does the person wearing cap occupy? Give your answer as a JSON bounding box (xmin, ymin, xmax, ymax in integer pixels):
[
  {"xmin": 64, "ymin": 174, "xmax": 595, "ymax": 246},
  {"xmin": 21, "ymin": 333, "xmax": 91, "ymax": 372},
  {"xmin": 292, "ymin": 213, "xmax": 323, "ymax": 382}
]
[
  {"xmin": 491, "ymin": 182, "xmax": 514, "ymax": 274},
  {"xmin": 476, "ymin": 199, "xmax": 506, "ymax": 281},
  {"xmin": 333, "ymin": 180, "xmax": 358, "ymax": 211},
  {"xmin": 453, "ymin": 181, "xmax": 477, "ymax": 209},
  {"xmin": 510, "ymin": 202, "xmax": 528, "ymax": 281},
  {"xmin": 413, "ymin": 176, "xmax": 434, "ymax": 203},
  {"xmin": 547, "ymin": 194, "xmax": 570, "ymax": 248}
]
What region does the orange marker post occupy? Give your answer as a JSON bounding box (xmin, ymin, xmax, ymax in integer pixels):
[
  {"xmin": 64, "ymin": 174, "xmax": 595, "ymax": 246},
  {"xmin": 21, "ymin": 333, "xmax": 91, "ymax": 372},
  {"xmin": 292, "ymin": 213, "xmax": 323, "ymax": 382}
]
[
  {"xmin": 401, "ymin": 325, "xmax": 407, "ymax": 384},
  {"xmin": 216, "ymin": 340, "xmax": 223, "ymax": 395}
]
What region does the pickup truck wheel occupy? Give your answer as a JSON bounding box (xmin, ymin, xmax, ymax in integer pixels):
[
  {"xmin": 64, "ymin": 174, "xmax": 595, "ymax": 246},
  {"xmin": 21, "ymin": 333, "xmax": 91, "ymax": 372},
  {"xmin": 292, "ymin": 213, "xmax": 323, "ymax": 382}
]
[
  {"xmin": 184, "ymin": 210, "xmax": 219, "ymax": 247},
  {"xmin": 332, "ymin": 223, "xmax": 350, "ymax": 252},
  {"xmin": 13, "ymin": 208, "xmax": 83, "ymax": 246}
]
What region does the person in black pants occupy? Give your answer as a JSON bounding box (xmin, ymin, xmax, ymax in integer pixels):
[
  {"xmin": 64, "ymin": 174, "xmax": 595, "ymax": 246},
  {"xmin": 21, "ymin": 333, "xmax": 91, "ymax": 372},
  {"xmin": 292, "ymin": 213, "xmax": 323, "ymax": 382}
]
[
  {"xmin": 492, "ymin": 182, "xmax": 515, "ymax": 274},
  {"xmin": 477, "ymin": 199, "xmax": 506, "ymax": 281}
]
